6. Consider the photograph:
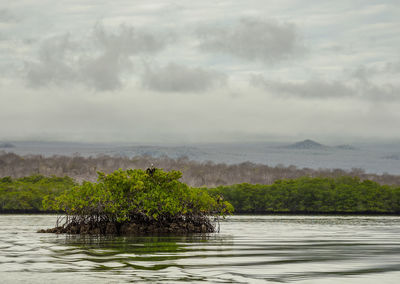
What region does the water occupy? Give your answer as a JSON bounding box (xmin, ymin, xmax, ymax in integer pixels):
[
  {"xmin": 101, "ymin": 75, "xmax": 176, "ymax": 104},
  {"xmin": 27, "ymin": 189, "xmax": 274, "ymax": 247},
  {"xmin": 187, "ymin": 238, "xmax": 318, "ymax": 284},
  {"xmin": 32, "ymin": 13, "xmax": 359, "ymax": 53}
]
[{"xmin": 1, "ymin": 215, "xmax": 400, "ymax": 283}]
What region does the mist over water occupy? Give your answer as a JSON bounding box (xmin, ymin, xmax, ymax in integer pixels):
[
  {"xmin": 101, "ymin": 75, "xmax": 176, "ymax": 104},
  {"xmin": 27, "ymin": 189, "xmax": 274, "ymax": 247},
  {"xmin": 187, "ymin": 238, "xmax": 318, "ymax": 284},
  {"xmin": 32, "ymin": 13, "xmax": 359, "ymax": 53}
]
[{"xmin": 1, "ymin": 215, "xmax": 400, "ymax": 283}]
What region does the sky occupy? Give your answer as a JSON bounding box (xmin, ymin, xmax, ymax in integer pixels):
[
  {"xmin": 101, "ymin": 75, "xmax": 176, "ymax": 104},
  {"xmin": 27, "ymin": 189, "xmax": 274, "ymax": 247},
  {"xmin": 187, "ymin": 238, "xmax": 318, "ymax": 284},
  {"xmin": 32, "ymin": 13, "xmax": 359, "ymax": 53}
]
[{"xmin": 0, "ymin": 0, "xmax": 399, "ymax": 144}]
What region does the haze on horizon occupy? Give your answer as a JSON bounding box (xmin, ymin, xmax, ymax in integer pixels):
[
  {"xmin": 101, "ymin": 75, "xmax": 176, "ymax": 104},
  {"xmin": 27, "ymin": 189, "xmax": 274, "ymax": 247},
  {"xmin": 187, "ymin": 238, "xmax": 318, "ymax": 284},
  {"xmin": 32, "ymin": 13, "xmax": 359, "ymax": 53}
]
[{"xmin": 1, "ymin": 1, "xmax": 399, "ymax": 144}]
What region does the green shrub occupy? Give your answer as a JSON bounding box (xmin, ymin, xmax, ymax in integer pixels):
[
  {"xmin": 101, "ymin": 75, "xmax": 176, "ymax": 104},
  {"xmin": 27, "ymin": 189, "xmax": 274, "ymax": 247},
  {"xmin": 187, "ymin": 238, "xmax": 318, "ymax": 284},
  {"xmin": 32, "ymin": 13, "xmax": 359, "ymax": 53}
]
[{"xmin": 43, "ymin": 168, "xmax": 233, "ymax": 224}]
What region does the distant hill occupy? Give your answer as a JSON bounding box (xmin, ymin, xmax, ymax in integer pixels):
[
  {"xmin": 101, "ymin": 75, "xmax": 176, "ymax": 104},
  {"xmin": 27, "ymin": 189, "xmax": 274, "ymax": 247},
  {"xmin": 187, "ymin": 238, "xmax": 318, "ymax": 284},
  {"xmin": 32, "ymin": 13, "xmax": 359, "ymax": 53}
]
[
  {"xmin": 283, "ymin": 140, "xmax": 357, "ymax": 151},
  {"xmin": 0, "ymin": 143, "xmax": 16, "ymax": 148},
  {"xmin": 284, "ymin": 139, "xmax": 327, "ymax": 150}
]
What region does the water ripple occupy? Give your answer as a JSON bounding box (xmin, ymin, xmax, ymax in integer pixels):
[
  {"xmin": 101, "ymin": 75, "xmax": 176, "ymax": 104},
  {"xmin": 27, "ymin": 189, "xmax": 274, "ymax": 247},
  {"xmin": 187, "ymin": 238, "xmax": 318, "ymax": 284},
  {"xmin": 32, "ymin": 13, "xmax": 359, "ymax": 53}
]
[{"xmin": 1, "ymin": 215, "xmax": 400, "ymax": 283}]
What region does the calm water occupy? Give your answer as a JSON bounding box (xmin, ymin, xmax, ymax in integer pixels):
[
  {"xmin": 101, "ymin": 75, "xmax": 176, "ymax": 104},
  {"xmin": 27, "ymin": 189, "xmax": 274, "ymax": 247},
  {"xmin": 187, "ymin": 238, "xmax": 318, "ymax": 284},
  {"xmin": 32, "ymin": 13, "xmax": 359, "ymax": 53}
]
[{"xmin": 1, "ymin": 215, "xmax": 400, "ymax": 283}]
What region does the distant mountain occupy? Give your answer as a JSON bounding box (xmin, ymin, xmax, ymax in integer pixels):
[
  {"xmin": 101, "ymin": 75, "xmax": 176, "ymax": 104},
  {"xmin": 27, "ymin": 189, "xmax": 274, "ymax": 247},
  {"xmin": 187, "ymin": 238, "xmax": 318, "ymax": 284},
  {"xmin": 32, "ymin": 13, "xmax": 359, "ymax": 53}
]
[
  {"xmin": 0, "ymin": 143, "xmax": 16, "ymax": 148},
  {"xmin": 284, "ymin": 139, "xmax": 327, "ymax": 150},
  {"xmin": 283, "ymin": 140, "xmax": 357, "ymax": 151}
]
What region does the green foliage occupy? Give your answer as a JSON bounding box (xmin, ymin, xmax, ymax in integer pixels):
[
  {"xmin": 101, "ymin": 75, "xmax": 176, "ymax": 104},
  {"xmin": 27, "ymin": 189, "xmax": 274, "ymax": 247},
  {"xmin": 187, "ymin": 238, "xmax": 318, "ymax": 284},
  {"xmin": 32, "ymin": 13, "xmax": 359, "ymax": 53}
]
[
  {"xmin": 0, "ymin": 175, "xmax": 76, "ymax": 211},
  {"xmin": 43, "ymin": 169, "xmax": 232, "ymax": 222},
  {"xmin": 3, "ymin": 172, "xmax": 400, "ymax": 215},
  {"xmin": 208, "ymin": 176, "xmax": 400, "ymax": 214}
]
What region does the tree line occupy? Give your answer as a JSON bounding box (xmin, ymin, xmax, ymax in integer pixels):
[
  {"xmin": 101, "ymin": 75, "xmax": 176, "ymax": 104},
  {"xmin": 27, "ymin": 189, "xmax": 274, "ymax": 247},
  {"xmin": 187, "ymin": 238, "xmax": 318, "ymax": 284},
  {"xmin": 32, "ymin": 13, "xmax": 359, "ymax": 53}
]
[
  {"xmin": 0, "ymin": 175, "xmax": 75, "ymax": 212},
  {"xmin": 1, "ymin": 152, "xmax": 400, "ymax": 187},
  {"xmin": 207, "ymin": 177, "xmax": 400, "ymax": 214},
  {"xmin": 2, "ymin": 173, "xmax": 400, "ymax": 214}
]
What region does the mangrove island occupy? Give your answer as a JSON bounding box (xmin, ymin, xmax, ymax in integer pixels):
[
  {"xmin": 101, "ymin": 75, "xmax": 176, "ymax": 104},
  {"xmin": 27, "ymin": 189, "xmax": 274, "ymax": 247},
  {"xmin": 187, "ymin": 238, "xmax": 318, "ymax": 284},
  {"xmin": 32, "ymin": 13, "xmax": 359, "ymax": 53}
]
[{"xmin": 38, "ymin": 168, "xmax": 233, "ymax": 235}]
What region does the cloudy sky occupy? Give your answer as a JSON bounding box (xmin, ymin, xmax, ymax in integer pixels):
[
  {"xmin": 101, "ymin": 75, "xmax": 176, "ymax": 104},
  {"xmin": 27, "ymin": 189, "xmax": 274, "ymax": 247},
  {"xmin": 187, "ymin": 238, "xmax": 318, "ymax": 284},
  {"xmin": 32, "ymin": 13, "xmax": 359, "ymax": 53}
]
[{"xmin": 1, "ymin": 0, "xmax": 399, "ymax": 143}]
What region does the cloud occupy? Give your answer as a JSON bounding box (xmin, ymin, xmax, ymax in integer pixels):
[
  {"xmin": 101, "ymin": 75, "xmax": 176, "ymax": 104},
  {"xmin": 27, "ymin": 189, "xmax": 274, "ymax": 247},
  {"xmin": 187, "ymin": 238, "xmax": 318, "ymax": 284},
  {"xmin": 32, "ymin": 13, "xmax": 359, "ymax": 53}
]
[
  {"xmin": 24, "ymin": 24, "xmax": 171, "ymax": 91},
  {"xmin": 251, "ymin": 74, "xmax": 400, "ymax": 101},
  {"xmin": 142, "ymin": 63, "xmax": 226, "ymax": 93},
  {"xmin": 197, "ymin": 18, "xmax": 303, "ymax": 63},
  {"xmin": 78, "ymin": 51, "xmax": 126, "ymax": 91},
  {"xmin": 352, "ymin": 66, "xmax": 379, "ymax": 81},
  {"xmin": 91, "ymin": 24, "xmax": 169, "ymax": 56},
  {"xmin": 251, "ymin": 75, "xmax": 353, "ymax": 99},
  {"xmin": 0, "ymin": 9, "xmax": 17, "ymax": 23},
  {"xmin": 349, "ymin": 63, "xmax": 400, "ymax": 101},
  {"xmin": 25, "ymin": 34, "xmax": 78, "ymax": 87},
  {"xmin": 361, "ymin": 81, "xmax": 399, "ymax": 101},
  {"xmin": 385, "ymin": 61, "xmax": 400, "ymax": 73},
  {"xmin": 2, "ymin": 0, "xmax": 400, "ymax": 144},
  {"xmin": 352, "ymin": 62, "xmax": 400, "ymax": 81}
]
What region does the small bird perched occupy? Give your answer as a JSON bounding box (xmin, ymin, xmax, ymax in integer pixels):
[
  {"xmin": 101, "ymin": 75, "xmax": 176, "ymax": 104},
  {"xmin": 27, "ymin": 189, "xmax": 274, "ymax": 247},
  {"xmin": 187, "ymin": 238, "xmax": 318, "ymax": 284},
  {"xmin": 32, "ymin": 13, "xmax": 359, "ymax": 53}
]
[{"xmin": 146, "ymin": 164, "xmax": 156, "ymax": 176}]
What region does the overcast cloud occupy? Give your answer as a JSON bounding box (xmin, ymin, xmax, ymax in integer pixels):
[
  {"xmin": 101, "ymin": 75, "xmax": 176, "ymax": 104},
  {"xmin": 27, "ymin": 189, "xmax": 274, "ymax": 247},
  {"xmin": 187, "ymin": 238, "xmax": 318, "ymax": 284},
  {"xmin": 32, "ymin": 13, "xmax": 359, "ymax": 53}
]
[
  {"xmin": 251, "ymin": 73, "xmax": 400, "ymax": 102},
  {"xmin": 0, "ymin": 9, "xmax": 17, "ymax": 23},
  {"xmin": 251, "ymin": 76, "xmax": 354, "ymax": 99},
  {"xmin": 0, "ymin": 0, "xmax": 399, "ymax": 143},
  {"xmin": 197, "ymin": 18, "xmax": 303, "ymax": 63},
  {"xmin": 142, "ymin": 63, "xmax": 226, "ymax": 93},
  {"xmin": 25, "ymin": 24, "xmax": 171, "ymax": 91}
]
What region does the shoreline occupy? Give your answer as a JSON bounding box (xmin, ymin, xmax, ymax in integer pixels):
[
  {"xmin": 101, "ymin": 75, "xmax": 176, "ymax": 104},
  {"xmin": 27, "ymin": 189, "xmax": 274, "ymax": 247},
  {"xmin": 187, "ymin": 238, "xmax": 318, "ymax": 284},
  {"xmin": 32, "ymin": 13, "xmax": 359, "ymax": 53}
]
[{"xmin": 3, "ymin": 210, "xmax": 400, "ymax": 216}]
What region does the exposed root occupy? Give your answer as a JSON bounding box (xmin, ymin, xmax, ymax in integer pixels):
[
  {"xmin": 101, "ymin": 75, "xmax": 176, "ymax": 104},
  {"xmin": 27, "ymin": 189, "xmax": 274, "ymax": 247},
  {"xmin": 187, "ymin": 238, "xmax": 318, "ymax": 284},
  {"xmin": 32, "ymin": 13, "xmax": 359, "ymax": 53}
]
[{"xmin": 38, "ymin": 214, "xmax": 215, "ymax": 235}]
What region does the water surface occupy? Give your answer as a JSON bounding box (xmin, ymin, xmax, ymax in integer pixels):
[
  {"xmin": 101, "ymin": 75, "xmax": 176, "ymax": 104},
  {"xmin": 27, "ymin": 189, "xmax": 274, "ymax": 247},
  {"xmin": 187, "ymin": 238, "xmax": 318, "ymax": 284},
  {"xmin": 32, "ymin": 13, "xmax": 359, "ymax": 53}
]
[{"xmin": 1, "ymin": 215, "xmax": 400, "ymax": 283}]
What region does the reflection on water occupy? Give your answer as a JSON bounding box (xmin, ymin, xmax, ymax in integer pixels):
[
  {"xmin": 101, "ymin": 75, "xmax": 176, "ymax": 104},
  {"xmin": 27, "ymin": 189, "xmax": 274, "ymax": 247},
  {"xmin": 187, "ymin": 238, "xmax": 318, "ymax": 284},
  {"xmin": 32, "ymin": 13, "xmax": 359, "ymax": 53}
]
[{"xmin": 1, "ymin": 215, "xmax": 400, "ymax": 283}]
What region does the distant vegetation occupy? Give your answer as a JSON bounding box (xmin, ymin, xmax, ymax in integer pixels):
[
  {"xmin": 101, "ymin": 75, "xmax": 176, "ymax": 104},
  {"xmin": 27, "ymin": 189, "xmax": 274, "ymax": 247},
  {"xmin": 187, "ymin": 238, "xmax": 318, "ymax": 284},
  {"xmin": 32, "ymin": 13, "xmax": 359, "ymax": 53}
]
[
  {"xmin": 0, "ymin": 175, "xmax": 75, "ymax": 212},
  {"xmin": 2, "ymin": 173, "xmax": 400, "ymax": 215},
  {"xmin": 207, "ymin": 177, "xmax": 400, "ymax": 214},
  {"xmin": 1, "ymin": 152, "xmax": 400, "ymax": 187}
]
